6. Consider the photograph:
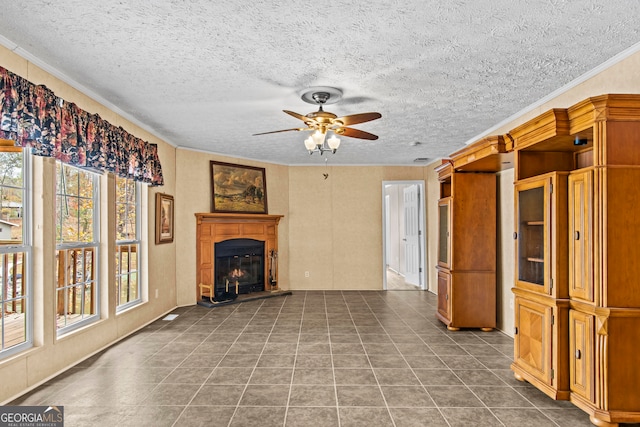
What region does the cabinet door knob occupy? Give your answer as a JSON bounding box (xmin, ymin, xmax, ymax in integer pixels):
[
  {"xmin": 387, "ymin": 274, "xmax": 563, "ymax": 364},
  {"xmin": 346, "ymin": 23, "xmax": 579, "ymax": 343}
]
[
  {"xmin": 575, "ymin": 349, "xmax": 581, "ymax": 359},
  {"xmin": 575, "ymin": 231, "xmax": 580, "ymax": 240},
  {"xmin": 513, "ymin": 232, "xmax": 518, "ymax": 240},
  {"xmin": 514, "ymin": 327, "xmax": 518, "ymax": 335},
  {"xmin": 445, "ymin": 294, "xmax": 449, "ymax": 300}
]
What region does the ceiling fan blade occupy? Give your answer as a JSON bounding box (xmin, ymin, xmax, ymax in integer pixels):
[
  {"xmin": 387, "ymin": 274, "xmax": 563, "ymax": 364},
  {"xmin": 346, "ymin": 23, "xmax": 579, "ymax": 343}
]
[
  {"xmin": 283, "ymin": 110, "xmax": 312, "ymax": 122},
  {"xmin": 335, "ymin": 127, "xmax": 379, "ymax": 140},
  {"xmin": 252, "ymin": 127, "xmax": 310, "ymax": 136},
  {"xmin": 333, "ymin": 112, "xmax": 381, "ymax": 126}
]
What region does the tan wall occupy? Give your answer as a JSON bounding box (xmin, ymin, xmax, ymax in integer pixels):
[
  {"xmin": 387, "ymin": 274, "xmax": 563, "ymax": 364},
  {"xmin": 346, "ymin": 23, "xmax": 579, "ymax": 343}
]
[
  {"xmin": 424, "ymin": 161, "xmax": 441, "ymax": 294},
  {"xmin": 288, "ymin": 166, "xmax": 426, "ymax": 290},
  {"xmin": 174, "ymin": 158, "xmax": 428, "ymax": 296},
  {"xmin": 174, "ymin": 150, "xmax": 290, "ymax": 305},
  {"xmin": 497, "ymin": 169, "xmax": 515, "ymax": 335},
  {"xmin": 0, "ymin": 46, "xmax": 178, "ymax": 403}
]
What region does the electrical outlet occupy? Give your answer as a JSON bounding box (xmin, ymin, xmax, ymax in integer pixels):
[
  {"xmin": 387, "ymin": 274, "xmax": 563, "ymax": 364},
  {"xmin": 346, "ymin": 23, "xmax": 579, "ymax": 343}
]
[
  {"xmin": 509, "ymin": 298, "xmax": 514, "ymax": 309},
  {"xmin": 155, "ymin": 289, "xmax": 159, "ymax": 299},
  {"xmin": 304, "ymin": 271, "xmax": 310, "ymax": 278}
]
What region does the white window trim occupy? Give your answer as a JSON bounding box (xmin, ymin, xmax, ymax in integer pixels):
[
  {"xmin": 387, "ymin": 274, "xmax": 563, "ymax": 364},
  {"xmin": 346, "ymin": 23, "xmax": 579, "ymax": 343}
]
[
  {"xmin": 116, "ymin": 179, "xmax": 143, "ymax": 312},
  {"xmin": 55, "ymin": 162, "xmax": 101, "ymax": 336},
  {"xmin": 0, "ymin": 148, "xmax": 32, "ymax": 358}
]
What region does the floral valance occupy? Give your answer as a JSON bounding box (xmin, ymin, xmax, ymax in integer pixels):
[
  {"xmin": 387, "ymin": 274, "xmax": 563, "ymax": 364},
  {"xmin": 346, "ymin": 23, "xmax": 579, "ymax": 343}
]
[{"xmin": 0, "ymin": 66, "xmax": 163, "ymax": 186}]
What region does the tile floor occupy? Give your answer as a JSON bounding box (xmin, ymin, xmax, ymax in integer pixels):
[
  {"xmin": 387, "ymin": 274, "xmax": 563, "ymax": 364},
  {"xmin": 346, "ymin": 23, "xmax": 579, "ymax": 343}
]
[
  {"xmin": 386, "ymin": 269, "xmax": 421, "ymax": 291},
  {"xmin": 9, "ymin": 291, "xmax": 628, "ymax": 426}
]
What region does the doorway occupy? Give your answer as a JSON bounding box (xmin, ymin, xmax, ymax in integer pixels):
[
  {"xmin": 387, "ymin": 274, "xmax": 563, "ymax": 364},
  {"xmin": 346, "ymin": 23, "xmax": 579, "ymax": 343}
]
[{"xmin": 382, "ymin": 181, "xmax": 426, "ymax": 290}]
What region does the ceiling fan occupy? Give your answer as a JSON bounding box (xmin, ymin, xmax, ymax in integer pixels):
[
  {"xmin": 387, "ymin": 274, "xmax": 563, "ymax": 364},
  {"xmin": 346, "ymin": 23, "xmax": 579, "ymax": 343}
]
[{"xmin": 253, "ymin": 87, "xmax": 382, "ymax": 154}]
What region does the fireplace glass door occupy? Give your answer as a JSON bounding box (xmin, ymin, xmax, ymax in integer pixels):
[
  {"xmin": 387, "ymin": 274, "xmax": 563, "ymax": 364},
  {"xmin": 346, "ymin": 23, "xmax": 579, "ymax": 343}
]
[{"xmin": 215, "ymin": 238, "xmax": 265, "ymax": 295}]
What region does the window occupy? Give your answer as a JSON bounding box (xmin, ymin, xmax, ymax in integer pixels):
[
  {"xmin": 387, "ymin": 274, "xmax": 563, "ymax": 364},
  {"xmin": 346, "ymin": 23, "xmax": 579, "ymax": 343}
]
[
  {"xmin": 55, "ymin": 162, "xmax": 99, "ymax": 334},
  {"xmin": 0, "ymin": 143, "xmax": 31, "ymax": 357},
  {"xmin": 115, "ymin": 176, "xmax": 141, "ymax": 311}
]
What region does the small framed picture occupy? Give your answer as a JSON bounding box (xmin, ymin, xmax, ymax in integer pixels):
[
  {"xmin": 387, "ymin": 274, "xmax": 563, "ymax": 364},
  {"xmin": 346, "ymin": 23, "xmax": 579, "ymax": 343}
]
[{"xmin": 155, "ymin": 193, "xmax": 174, "ymax": 244}]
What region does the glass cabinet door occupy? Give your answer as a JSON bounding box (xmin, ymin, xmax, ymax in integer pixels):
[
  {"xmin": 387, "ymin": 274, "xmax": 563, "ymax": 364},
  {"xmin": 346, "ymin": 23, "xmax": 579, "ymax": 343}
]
[
  {"xmin": 437, "ymin": 198, "xmax": 451, "ymax": 268},
  {"xmin": 515, "ymin": 171, "xmax": 569, "ymax": 297},
  {"xmin": 517, "ymin": 185, "xmax": 545, "ymax": 285},
  {"xmin": 514, "ymin": 175, "xmax": 556, "ymax": 295}
]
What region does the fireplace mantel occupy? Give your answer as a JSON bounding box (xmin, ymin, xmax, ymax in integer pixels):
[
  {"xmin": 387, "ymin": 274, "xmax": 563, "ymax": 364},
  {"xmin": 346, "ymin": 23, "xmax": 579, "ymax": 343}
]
[{"xmin": 195, "ymin": 213, "xmax": 283, "ymax": 301}]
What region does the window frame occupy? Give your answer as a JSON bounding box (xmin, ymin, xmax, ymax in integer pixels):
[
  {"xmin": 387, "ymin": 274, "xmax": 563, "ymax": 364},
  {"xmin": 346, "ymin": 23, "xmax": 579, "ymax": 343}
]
[
  {"xmin": 55, "ymin": 161, "xmax": 100, "ymax": 336},
  {"xmin": 0, "ymin": 146, "xmax": 32, "ymax": 359},
  {"xmin": 115, "ymin": 176, "xmax": 142, "ymax": 312}
]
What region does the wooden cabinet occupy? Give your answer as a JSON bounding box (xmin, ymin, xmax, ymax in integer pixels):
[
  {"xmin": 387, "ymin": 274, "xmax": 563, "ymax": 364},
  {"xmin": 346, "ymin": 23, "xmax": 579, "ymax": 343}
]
[
  {"xmin": 435, "ymin": 161, "xmax": 497, "ymax": 332},
  {"xmin": 512, "ymin": 171, "xmax": 570, "ymax": 399},
  {"xmin": 508, "ymin": 94, "xmax": 640, "ymax": 426},
  {"xmin": 434, "ymin": 151, "xmax": 498, "ymax": 331}
]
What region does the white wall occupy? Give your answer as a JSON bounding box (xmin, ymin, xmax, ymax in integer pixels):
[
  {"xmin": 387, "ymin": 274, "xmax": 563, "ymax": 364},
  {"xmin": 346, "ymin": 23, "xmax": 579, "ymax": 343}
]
[{"xmin": 425, "ymin": 162, "xmax": 441, "ymax": 294}]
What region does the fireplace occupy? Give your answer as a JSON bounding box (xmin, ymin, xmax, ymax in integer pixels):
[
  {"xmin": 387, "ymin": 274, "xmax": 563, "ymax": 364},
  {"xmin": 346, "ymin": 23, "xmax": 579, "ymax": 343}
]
[
  {"xmin": 215, "ymin": 238, "xmax": 265, "ymax": 296},
  {"xmin": 195, "ymin": 213, "xmax": 283, "ymax": 303}
]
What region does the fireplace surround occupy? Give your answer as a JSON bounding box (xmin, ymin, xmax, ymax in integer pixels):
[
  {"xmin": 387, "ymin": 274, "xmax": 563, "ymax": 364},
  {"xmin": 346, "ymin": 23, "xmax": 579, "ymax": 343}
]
[{"xmin": 195, "ymin": 213, "xmax": 283, "ymax": 302}]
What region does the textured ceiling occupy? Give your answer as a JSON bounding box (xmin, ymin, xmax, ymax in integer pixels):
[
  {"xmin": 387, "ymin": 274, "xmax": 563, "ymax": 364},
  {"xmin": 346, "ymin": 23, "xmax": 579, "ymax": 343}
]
[{"xmin": 0, "ymin": 1, "xmax": 639, "ymax": 165}]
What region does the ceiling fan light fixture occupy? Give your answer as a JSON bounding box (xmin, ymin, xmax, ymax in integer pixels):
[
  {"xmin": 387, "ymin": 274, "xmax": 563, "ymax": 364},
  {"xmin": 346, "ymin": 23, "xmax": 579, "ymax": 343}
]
[
  {"xmin": 327, "ymin": 135, "xmax": 341, "ymax": 152},
  {"xmin": 312, "ymin": 130, "xmax": 326, "ymax": 147},
  {"xmin": 305, "ymin": 130, "xmax": 342, "ymax": 155},
  {"xmin": 304, "ymin": 136, "xmax": 316, "ymax": 151}
]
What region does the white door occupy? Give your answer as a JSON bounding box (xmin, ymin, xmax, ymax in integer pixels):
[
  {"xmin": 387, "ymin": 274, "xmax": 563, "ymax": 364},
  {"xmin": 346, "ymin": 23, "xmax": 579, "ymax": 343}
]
[
  {"xmin": 385, "ymin": 195, "xmax": 392, "ymax": 269},
  {"xmin": 403, "ymin": 184, "xmax": 421, "ymax": 286}
]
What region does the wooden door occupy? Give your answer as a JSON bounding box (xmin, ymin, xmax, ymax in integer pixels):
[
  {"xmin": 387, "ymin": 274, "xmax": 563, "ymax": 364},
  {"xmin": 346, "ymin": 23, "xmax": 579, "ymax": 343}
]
[
  {"xmin": 437, "ymin": 270, "xmax": 451, "ymax": 322},
  {"xmin": 569, "ymin": 309, "xmax": 594, "ymax": 402},
  {"xmin": 569, "ymin": 170, "xmax": 593, "ymax": 302},
  {"xmin": 514, "ymin": 296, "xmax": 553, "ymax": 385}
]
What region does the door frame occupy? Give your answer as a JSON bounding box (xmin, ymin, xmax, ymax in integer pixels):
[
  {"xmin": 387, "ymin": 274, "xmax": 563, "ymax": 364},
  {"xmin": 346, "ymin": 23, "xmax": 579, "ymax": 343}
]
[{"xmin": 382, "ymin": 180, "xmax": 427, "ymax": 290}]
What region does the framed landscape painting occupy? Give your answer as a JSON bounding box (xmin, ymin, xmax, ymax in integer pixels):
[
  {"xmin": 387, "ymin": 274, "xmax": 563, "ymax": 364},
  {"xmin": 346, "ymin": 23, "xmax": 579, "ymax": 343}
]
[{"xmin": 210, "ymin": 161, "xmax": 268, "ymax": 214}]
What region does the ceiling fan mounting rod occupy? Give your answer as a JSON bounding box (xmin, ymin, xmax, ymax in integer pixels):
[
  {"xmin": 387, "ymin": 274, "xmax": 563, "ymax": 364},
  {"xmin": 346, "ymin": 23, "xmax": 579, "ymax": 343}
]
[{"xmin": 312, "ymin": 92, "xmax": 331, "ymax": 105}]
